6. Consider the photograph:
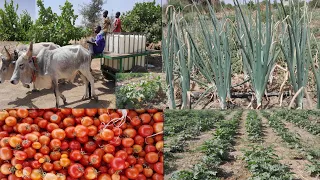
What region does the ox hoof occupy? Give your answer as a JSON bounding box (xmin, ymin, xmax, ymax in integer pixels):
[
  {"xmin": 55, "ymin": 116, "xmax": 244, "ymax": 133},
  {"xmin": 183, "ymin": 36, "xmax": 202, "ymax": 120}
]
[
  {"xmin": 23, "ymin": 84, "xmax": 30, "ymax": 88},
  {"xmin": 82, "ymin": 96, "xmax": 89, "ymax": 100},
  {"xmin": 32, "ymin": 89, "xmax": 40, "ymax": 92}
]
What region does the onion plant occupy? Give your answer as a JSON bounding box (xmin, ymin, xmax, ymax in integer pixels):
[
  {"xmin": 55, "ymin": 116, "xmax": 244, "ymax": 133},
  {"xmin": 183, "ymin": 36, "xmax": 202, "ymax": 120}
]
[
  {"xmin": 186, "ymin": 0, "xmax": 232, "ymax": 109},
  {"xmin": 233, "ymin": 0, "xmax": 281, "ymax": 108},
  {"xmin": 278, "ymin": 0, "xmax": 312, "ymax": 109},
  {"xmin": 310, "ymin": 34, "xmax": 320, "ymax": 109}
]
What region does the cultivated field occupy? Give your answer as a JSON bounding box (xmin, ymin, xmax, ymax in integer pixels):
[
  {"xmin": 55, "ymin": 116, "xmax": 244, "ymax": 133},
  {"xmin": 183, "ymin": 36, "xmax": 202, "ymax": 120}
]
[{"xmin": 165, "ymin": 109, "xmax": 320, "ymax": 179}]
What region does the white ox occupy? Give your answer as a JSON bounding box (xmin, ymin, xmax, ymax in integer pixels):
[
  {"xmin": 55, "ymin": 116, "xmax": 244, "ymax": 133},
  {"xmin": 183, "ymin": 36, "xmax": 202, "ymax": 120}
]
[
  {"xmin": 0, "ymin": 42, "xmax": 60, "ymax": 90},
  {"xmin": 10, "ymin": 42, "xmax": 97, "ymax": 108}
]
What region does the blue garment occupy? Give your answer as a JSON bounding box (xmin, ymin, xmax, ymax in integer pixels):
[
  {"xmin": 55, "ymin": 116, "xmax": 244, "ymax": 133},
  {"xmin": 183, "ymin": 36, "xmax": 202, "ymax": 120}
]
[{"xmin": 93, "ymin": 33, "xmax": 105, "ymax": 54}]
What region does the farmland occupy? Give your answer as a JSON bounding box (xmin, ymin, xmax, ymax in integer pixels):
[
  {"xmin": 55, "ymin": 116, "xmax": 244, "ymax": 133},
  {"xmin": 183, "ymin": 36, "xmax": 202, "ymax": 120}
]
[
  {"xmin": 164, "ymin": 109, "xmax": 320, "ymax": 180},
  {"xmin": 163, "ymin": 0, "xmax": 320, "ymax": 110}
]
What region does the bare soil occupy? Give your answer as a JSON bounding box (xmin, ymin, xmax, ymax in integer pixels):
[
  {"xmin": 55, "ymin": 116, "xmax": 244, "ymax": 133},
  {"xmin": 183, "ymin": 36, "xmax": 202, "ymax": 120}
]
[{"xmin": 0, "ymin": 58, "xmax": 115, "ymax": 109}]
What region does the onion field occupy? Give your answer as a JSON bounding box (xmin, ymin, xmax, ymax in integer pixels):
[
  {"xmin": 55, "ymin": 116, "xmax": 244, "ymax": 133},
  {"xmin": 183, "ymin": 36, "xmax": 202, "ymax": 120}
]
[
  {"xmin": 163, "ymin": 0, "xmax": 320, "ymax": 110},
  {"xmin": 164, "ymin": 110, "xmax": 320, "ymax": 180}
]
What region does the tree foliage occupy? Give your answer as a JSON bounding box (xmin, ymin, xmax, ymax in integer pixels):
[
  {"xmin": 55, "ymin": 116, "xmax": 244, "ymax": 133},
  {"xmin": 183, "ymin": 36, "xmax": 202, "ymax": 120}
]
[
  {"xmin": 121, "ymin": 1, "xmax": 161, "ymax": 43},
  {"xmin": 79, "ymin": 0, "xmax": 105, "ymax": 30},
  {"xmin": 0, "ymin": 0, "xmax": 87, "ymax": 46}
]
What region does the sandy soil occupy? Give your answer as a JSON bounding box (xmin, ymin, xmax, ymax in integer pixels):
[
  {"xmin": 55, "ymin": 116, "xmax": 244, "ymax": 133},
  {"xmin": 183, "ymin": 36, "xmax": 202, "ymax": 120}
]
[{"xmin": 0, "ymin": 58, "xmax": 116, "ymax": 109}]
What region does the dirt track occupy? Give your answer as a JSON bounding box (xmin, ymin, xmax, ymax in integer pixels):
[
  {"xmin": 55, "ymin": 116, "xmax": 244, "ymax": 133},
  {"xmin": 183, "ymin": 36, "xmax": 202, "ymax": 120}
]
[{"xmin": 0, "ymin": 59, "xmax": 116, "ymax": 109}]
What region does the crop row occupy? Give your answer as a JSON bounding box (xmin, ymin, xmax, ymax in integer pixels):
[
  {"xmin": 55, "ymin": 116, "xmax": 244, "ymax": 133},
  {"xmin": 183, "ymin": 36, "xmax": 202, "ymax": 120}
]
[
  {"xmin": 263, "ymin": 111, "xmax": 320, "ymax": 176},
  {"xmin": 169, "ymin": 111, "xmax": 243, "ymax": 180},
  {"xmin": 275, "ymin": 110, "xmax": 320, "ymax": 136},
  {"xmin": 245, "ymin": 111, "xmax": 263, "ymax": 142},
  {"xmin": 243, "ymin": 145, "xmax": 293, "ymax": 180}
]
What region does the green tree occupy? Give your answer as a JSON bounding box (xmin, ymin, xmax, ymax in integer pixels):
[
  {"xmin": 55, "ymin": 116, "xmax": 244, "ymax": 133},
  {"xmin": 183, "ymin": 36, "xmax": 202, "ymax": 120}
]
[
  {"xmin": 29, "ymin": 0, "xmax": 58, "ymax": 42},
  {"xmin": 309, "ymin": 0, "xmax": 320, "ymax": 8},
  {"xmin": 19, "ymin": 10, "xmax": 33, "ymax": 41},
  {"xmin": 79, "ymin": 0, "xmax": 105, "ymax": 30},
  {"xmin": 55, "ymin": 0, "xmax": 83, "ymax": 45},
  {"xmin": 121, "ymin": 1, "xmax": 161, "ymax": 43},
  {"xmin": 0, "ymin": 0, "xmax": 21, "ymax": 40}
]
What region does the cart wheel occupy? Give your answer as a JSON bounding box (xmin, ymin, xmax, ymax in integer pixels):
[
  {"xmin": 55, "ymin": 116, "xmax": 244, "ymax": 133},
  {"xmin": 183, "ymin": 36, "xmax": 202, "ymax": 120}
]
[{"xmin": 130, "ymin": 65, "xmax": 148, "ymax": 73}]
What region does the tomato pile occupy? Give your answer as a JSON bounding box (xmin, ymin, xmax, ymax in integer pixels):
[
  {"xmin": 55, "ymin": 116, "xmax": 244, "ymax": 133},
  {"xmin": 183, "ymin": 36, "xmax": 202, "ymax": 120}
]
[{"xmin": 0, "ymin": 109, "xmax": 164, "ymax": 180}]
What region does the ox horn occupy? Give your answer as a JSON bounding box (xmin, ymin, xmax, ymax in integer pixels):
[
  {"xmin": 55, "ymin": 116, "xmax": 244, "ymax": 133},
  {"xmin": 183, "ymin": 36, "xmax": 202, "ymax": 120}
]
[
  {"xmin": 26, "ymin": 41, "xmax": 33, "ymax": 58},
  {"xmin": 3, "ymin": 46, "xmax": 11, "ymax": 60}
]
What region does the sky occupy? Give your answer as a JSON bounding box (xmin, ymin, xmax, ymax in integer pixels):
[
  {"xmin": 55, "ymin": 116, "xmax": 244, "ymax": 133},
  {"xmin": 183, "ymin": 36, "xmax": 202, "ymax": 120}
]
[{"xmin": 0, "ymin": 0, "xmax": 162, "ymax": 26}]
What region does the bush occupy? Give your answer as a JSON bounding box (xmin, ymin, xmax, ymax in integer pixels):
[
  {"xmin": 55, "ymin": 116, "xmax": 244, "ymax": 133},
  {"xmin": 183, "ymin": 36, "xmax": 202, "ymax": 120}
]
[{"xmin": 121, "ymin": 1, "xmax": 162, "ymax": 43}]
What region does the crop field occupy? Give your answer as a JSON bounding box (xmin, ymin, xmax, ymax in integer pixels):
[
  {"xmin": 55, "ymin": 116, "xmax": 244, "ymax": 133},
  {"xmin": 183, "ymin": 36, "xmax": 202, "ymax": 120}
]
[
  {"xmin": 163, "ymin": 0, "xmax": 320, "ymax": 110},
  {"xmin": 164, "ymin": 109, "xmax": 320, "ymax": 180},
  {"xmin": 115, "ymin": 73, "xmax": 167, "ymax": 109}
]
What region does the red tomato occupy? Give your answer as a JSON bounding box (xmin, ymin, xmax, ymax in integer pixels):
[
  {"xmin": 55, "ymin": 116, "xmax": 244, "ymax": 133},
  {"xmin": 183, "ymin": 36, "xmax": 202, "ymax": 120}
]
[
  {"xmin": 43, "ymin": 111, "xmax": 54, "ymax": 120},
  {"xmin": 30, "ymin": 160, "xmax": 41, "ymax": 169},
  {"xmin": 85, "ymin": 109, "xmax": 97, "ymax": 117},
  {"xmin": 145, "ymin": 145, "xmax": 157, "ymax": 153},
  {"xmin": 65, "ymin": 126, "xmax": 76, "ymax": 138},
  {"xmin": 61, "ymin": 108, "xmax": 72, "ymax": 115},
  {"xmin": 103, "ymin": 144, "xmax": 115, "ymax": 153},
  {"xmin": 28, "ymin": 110, "xmax": 38, "ymax": 118},
  {"xmin": 49, "ymin": 139, "xmax": 61, "ymax": 150},
  {"xmin": 99, "ymin": 114, "xmax": 111, "ymax": 124},
  {"xmin": 139, "ymin": 114, "xmax": 151, "ymax": 124},
  {"xmin": 145, "ymin": 152, "xmax": 159, "ymax": 164},
  {"xmin": 123, "ymin": 128, "xmax": 137, "ymax": 138},
  {"xmin": 47, "ymin": 123, "xmax": 59, "ymax": 132},
  {"xmin": 112, "ymin": 127, "xmax": 122, "ymax": 136},
  {"xmin": 23, "ymin": 147, "xmax": 36, "ymax": 159},
  {"xmin": 138, "ymin": 125, "xmax": 154, "ymax": 137},
  {"xmin": 63, "ymin": 117, "xmax": 75, "ymax": 127},
  {"xmin": 122, "ymin": 138, "xmax": 134, "ymax": 148},
  {"xmin": 42, "ymin": 162, "xmax": 54, "ymax": 172},
  {"xmin": 136, "ymin": 174, "xmax": 147, "ymax": 180},
  {"xmin": 70, "ymin": 150, "xmax": 83, "ymax": 161},
  {"xmin": 71, "ymin": 109, "xmax": 85, "ymax": 118},
  {"xmin": 76, "ymin": 136, "xmax": 89, "ymax": 144},
  {"xmin": 80, "ymin": 155, "xmax": 90, "ymax": 166},
  {"xmin": 68, "ymin": 163, "xmax": 84, "ymax": 179},
  {"xmin": 130, "ymin": 116, "xmax": 141, "ymax": 126},
  {"xmin": 134, "ymin": 135, "xmax": 145, "ymax": 145},
  {"xmin": 0, "ymin": 147, "xmax": 13, "ymax": 160},
  {"xmin": 69, "ymin": 141, "xmax": 81, "ymax": 150},
  {"xmin": 87, "ymin": 125, "xmax": 98, "ymax": 136},
  {"xmin": 84, "ymin": 141, "xmax": 97, "ymax": 153},
  {"xmin": 100, "ymin": 129, "xmax": 114, "ymax": 141},
  {"xmin": 153, "ymin": 122, "xmax": 163, "ymax": 133},
  {"xmin": 125, "ymin": 167, "xmax": 139, "ymax": 179},
  {"xmin": 153, "ymin": 162, "xmax": 163, "ymax": 175},
  {"xmin": 50, "ymin": 114, "xmax": 61, "ymax": 124},
  {"xmin": 38, "ymin": 119, "xmax": 48, "ymax": 129},
  {"xmin": 51, "ymin": 128, "xmax": 66, "ymax": 140},
  {"xmin": 17, "ymin": 109, "xmax": 28, "ymax": 118},
  {"xmin": 115, "ymin": 150, "xmax": 128, "ymax": 160},
  {"xmin": 143, "ymin": 168, "xmax": 153, "ymax": 178},
  {"xmin": 89, "ymin": 154, "xmax": 101, "ymax": 166},
  {"xmin": 81, "ymin": 116, "xmax": 93, "ymax": 127},
  {"xmin": 74, "ymin": 125, "xmax": 88, "ymax": 138},
  {"xmin": 98, "ymin": 173, "xmax": 112, "ymax": 180},
  {"xmin": 5, "ymin": 116, "xmax": 17, "ymax": 127},
  {"xmin": 102, "ymin": 153, "xmax": 114, "ymax": 163},
  {"xmin": 126, "ymin": 155, "xmax": 137, "ymax": 165},
  {"xmin": 84, "ymin": 167, "xmax": 98, "ymax": 180},
  {"xmin": 152, "ymin": 173, "xmax": 163, "ymax": 180},
  {"xmin": 110, "ymin": 158, "xmax": 125, "ymax": 171},
  {"xmin": 17, "ymin": 123, "xmax": 31, "ymax": 135},
  {"xmin": 39, "ymin": 135, "xmax": 50, "ymax": 145}
]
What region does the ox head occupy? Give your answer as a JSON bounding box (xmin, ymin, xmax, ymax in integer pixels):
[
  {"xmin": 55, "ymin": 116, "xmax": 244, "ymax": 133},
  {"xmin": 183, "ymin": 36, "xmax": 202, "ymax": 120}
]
[
  {"xmin": 0, "ymin": 46, "xmax": 18, "ymax": 84},
  {"xmin": 10, "ymin": 42, "xmax": 36, "ymax": 86}
]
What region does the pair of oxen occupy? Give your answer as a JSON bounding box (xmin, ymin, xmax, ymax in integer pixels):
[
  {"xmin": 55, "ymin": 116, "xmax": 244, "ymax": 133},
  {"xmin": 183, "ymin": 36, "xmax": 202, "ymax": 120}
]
[{"xmin": 0, "ymin": 42, "xmax": 97, "ymax": 108}]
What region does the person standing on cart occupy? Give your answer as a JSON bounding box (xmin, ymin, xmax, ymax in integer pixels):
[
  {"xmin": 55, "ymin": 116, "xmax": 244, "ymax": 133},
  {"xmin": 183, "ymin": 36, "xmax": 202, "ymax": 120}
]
[
  {"xmin": 113, "ymin": 12, "xmax": 122, "ymax": 32},
  {"xmin": 100, "ymin": 10, "xmax": 111, "ymax": 36},
  {"xmin": 86, "ymin": 25, "xmax": 106, "ymax": 71}
]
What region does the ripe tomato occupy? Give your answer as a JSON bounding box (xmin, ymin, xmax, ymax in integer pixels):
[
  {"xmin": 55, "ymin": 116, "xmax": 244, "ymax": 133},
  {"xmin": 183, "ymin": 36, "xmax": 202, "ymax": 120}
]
[
  {"xmin": 98, "ymin": 173, "xmax": 112, "ymax": 180},
  {"xmin": 102, "ymin": 153, "xmax": 114, "ymax": 163},
  {"xmin": 133, "ymin": 144, "xmax": 143, "ymax": 153},
  {"xmin": 39, "ymin": 135, "xmax": 50, "ymax": 145},
  {"xmin": 14, "ymin": 151, "xmax": 27, "ymax": 160},
  {"xmin": 153, "ymin": 112, "xmax": 163, "ymax": 122},
  {"xmin": 145, "ymin": 152, "xmax": 159, "ymax": 164},
  {"xmin": 0, "ymin": 110, "xmax": 9, "ymax": 121},
  {"xmin": 31, "ymin": 160, "xmax": 41, "ymax": 169},
  {"xmin": 125, "ymin": 167, "xmax": 139, "ymax": 179},
  {"xmin": 100, "ymin": 129, "xmax": 114, "ymax": 141},
  {"xmin": 17, "ymin": 109, "xmax": 29, "ymax": 118},
  {"xmin": 47, "ymin": 123, "xmax": 59, "ymax": 132},
  {"xmin": 50, "ymin": 114, "xmax": 61, "ymax": 124},
  {"xmin": 74, "ymin": 125, "xmax": 88, "ymax": 138},
  {"xmin": 30, "ymin": 169, "xmax": 42, "ymax": 180},
  {"xmin": 70, "ymin": 150, "xmax": 83, "ymax": 161},
  {"xmin": 51, "ymin": 129, "xmax": 66, "ymax": 140},
  {"xmin": 110, "ymin": 158, "xmax": 125, "ymax": 171},
  {"xmin": 50, "ymin": 151, "xmax": 61, "ymax": 161},
  {"xmin": 50, "ymin": 139, "xmax": 61, "ymax": 150},
  {"xmin": 25, "ymin": 133, "xmax": 39, "ymax": 142},
  {"xmin": 134, "ymin": 135, "xmax": 145, "ymax": 145},
  {"xmin": 60, "ymin": 157, "xmax": 71, "ymax": 168},
  {"xmin": 84, "ymin": 141, "xmax": 97, "ymax": 153},
  {"xmin": 63, "ymin": 117, "xmax": 75, "ymax": 127},
  {"xmin": 145, "ymin": 145, "xmax": 157, "ymax": 153},
  {"xmin": 89, "ymin": 154, "xmax": 101, "ymax": 165},
  {"xmin": 76, "ymin": 136, "xmax": 89, "ymax": 144},
  {"xmin": 71, "ymin": 109, "xmax": 85, "ymax": 118},
  {"xmin": 28, "ymin": 109, "xmax": 38, "ymax": 118},
  {"xmin": 5, "ymin": 116, "xmax": 17, "ymax": 127},
  {"xmin": 152, "ymin": 173, "xmax": 163, "ymax": 180},
  {"xmin": 61, "ymin": 108, "xmax": 72, "ymax": 115},
  {"xmin": 103, "ymin": 144, "xmax": 115, "ymax": 153},
  {"xmin": 123, "ymin": 128, "xmax": 137, "ymax": 138},
  {"xmin": 85, "ymin": 109, "xmax": 97, "ymax": 117},
  {"xmin": 87, "ymin": 125, "xmax": 98, "ymax": 136},
  {"xmin": 43, "ymin": 111, "xmax": 54, "ymax": 120},
  {"xmin": 135, "ymin": 164, "xmax": 144, "ymax": 173},
  {"xmin": 9, "ymin": 136, "xmax": 22, "ymax": 148},
  {"xmin": 99, "ymin": 114, "xmax": 111, "ymax": 123},
  {"xmin": 40, "ymin": 145, "xmax": 50, "ymax": 155},
  {"xmin": 139, "ymin": 114, "xmax": 151, "ymax": 124},
  {"xmin": 122, "ymin": 138, "xmax": 134, "ymax": 148},
  {"xmin": 42, "ymin": 162, "xmax": 54, "ymax": 172},
  {"xmin": 153, "ymin": 162, "xmax": 163, "ymax": 175},
  {"xmin": 65, "ymin": 126, "xmax": 76, "ymax": 138},
  {"xmin": 17, "ymin": 123, "xmax": 31, "ymax": 135},
  {"xmin": 138, "ymin": 125, "xmax": 154, "ymax": 137},
  {"xmin": 0, "ymin": 147, "xmax": 13, "ymax": 160},
  {"xmin": 115, "ymin": 150, "xmax": 128, "ymax": 160},
  {"xmin": 147, "ymin": 109, "xmax": 158, "ymax": 114},
  {"xmin": 153, "ymin": 122, "xmax": 163, "ymax": 133},
  {"xmin": 126, "ymin": 155, "xmax": 137, "ymax": 165},
  {"xmin": 143, "ymin": 168, "xmax": 153, "ymax": 178},
  {"xmin": 136, "ymin": 174, "xmax": 147, "ymax": 180},
  {"xmin": 60, "ymin": 140, "xmax": 69, "ymax": 150},
  {"xmin": 112, "ymin": 127, "xmax": 122, "ymax": 136},
  {"xmin": 69, "ymin": 140, "xmax": 81, "ymax": 150},
  {"xmin": 68, "ymin": 163, "xmax": 84, "ymax": 179},
  {"xmin": 81, "ymin": 116, "xmax": 93, "ymax": 127},
  {"xmin": 130, "ymin": 116, "xmax": 141, "ymax": 126},
  {"xmin": 0, "ymin": 163, "xmax": 12, "ymax": 175},
  {"xmin": 79, "ymin": 154, "xmax": 90, "ymax": 166},
  {"xmin": 38, "ymin": 119, "xmax": 48, "ymax": 129},
  {"xmin": 84, "ymin": 167, "xmax": 98, "ymax": 180}
]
